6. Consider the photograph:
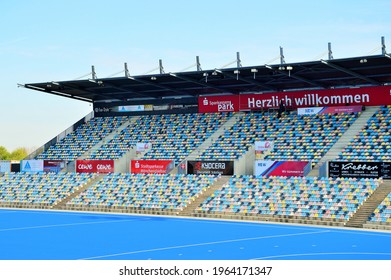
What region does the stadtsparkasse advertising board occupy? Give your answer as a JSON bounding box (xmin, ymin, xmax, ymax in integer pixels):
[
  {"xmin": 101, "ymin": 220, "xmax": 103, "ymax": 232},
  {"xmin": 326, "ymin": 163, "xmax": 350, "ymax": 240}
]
[{"xmin": 130, "ymin": 160, "xmax": 174, "ymax": 174}]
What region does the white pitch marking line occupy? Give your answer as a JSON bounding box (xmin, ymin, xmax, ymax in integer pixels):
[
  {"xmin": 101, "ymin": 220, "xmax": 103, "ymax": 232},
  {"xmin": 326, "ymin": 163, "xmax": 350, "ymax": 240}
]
[
  {"xmin": 0, "ymin": 218, "xmax": 151, "ymax": 232},
  {"xmin": 252, "ymin": 252, "xmax": 391, "ymax": 260},
  {"xmin": 80, "ymin": 230, "xmax": 330, "ymax": 260},
  {"xmin": 330, "ymin": 229, "xmax": 391, "ymax": 238}
]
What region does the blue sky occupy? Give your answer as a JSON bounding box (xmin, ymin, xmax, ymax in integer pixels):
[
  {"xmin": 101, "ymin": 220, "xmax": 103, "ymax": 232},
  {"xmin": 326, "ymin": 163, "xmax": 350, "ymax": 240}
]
[{"xmin": 0, "ymin": 0, "xmax": 390, "ymax": 151}]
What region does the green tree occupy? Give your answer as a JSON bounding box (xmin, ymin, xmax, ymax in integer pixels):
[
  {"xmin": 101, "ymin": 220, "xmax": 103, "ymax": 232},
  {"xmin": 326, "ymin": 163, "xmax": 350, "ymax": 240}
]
[
  {"xmin": 10, "ymin": 148, "xmax": 28, "ymax": 160},
  {"xmin": 0, "ymin": 146, "xmax": 28, "ymax": 160},
  {"xmin": 0, "ymin": 146, "xmax": 10, "ymax": 160}
]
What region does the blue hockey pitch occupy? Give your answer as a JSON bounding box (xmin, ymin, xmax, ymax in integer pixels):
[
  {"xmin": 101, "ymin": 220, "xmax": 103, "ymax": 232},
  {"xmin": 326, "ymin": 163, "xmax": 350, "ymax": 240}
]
[{"xmin": 0, "ymin": 209, "xmax": 390, "ymax": 260}]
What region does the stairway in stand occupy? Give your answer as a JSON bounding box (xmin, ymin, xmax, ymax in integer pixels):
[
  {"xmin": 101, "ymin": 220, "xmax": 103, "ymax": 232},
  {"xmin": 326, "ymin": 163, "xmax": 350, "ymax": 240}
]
[
  {"xmin": 178, "ymin": 176, "xmax": 231, "ymax": 216},
  {"xmin": 345, "ymin": 180, "xmax": 391, "ymax": 228},
  {"xmin": 308, "ymin": 106, "xmax": 379, "ymax": 177},
  {"xmin": 52, "ymin": 174, "xmax": 106, "ymax": 210}
]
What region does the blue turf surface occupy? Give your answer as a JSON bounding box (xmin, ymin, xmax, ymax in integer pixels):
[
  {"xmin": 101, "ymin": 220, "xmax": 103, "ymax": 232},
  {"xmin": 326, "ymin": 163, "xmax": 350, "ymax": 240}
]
[{"xmin": 0, "ymin": 209, "xmax": 390, "ymax": 260}]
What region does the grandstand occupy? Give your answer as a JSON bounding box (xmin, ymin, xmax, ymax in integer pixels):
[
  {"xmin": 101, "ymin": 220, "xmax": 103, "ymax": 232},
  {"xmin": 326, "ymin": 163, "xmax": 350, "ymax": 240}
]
[{"xmin": 1, "ymin": 45, "xmax": 391, "ymax": 235}]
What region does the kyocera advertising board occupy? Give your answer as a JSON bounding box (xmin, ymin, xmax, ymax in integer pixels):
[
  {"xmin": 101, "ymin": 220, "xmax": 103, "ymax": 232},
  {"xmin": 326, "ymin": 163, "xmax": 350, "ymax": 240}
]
[{"xmin": 187, "ymin": 161, "xmax": 234, "ymax": 175}]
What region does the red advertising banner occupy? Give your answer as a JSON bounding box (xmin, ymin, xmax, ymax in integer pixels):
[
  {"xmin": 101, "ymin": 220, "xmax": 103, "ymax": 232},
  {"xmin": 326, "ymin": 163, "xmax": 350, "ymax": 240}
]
[
  {"xmin": 43, "ymin": 160, "xmax": 65, "ymax": 173},
  {"xmin": 130, "ymin": 160, "xmax": 174, "ymax": 174},
  {"xmin": 198, "ymin": 95, "xmax": 239, "ymax": 113},
  {"xmin": 198, "ymin": 86, "xmax": 391, "ymax": 112},
  {"xmin": 76, "ymin": 160, "xmax": 114, "ymax": 173}
]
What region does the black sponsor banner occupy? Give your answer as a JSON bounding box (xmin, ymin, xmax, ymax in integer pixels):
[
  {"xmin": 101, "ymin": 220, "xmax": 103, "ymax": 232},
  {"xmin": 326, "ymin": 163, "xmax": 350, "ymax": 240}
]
[
  {"xmin": 329, "ymin": 161, "xmax": 391, "ymax": 179},
  {"xmin": 187, "ymin": 161, "xmax": 234, "ymax": 175}
]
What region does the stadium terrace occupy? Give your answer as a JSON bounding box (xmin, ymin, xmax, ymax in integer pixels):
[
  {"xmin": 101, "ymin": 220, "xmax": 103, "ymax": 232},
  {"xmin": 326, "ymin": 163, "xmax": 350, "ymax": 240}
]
[{"xmin": 2, "ymin": 38, "xmax": 391, "ymax": 241}]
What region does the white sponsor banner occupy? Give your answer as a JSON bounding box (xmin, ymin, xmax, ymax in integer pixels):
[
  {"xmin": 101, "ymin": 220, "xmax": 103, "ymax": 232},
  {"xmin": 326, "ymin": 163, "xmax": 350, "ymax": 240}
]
[
  {"xmin": 254, "ymin": 160, "xmax": 275, "ymax": 176},
  {"xmin": 255, "ymin": 141, "xmax": 274, "ymax": 159},
  {"xmin": 118, "ymin": 105, "xmax": 144, "ymax": 112},
  {"xmin": 297, "ymin": 107, "xmax": 323, "ymax": 115},
  {"xmin": 21, "ymin": 160, "xmax": 44, "ymax": 172},
  {"xmin": 0, "ymin": 161, "xmax": 11, "ymax": 172},
  {"xmin": 136, "ymin": 143, "xmax": 152, "ymax": 153},
  {"xmin": 255, "ymin": 141, "xmax": 274, "ymax": 151}
]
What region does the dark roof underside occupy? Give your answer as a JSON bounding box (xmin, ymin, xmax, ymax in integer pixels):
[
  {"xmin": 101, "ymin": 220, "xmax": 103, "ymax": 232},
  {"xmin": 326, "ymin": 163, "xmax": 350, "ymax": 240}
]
[{"xmin": 24, "ymin": 54, "xmax": 391, "ymax": 103}]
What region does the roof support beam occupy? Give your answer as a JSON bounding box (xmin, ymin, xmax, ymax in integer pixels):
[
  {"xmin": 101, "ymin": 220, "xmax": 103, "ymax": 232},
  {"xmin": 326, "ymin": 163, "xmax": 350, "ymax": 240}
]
[
  {"xmin": 65, "ymin": 81, "xmax": 117, "ymax": 101},
  {"xmin": 214, "ymin": 69, "xmax": 276, "ymax": 91},
  {"xmin": 321, "ymin": 59, "xmax": 381, "ymax": 85},
  {"xmin": 128, "ymin": 76, "xmax": 185, "ymax": 96},
  {"xmin": 169, "ymin": 72, "xmax": 234, "ymax": 94},
  {"xmin": 102, "ymin": 81, "xmax": 153, "ymax": 99},
  {"xmin": 328, "ymin": 42, "xmax": 333, "ymax": 60},
  {"xmin": 265, "ymin": 65, "xmax": 325, "ymax": 88},
  {"xmin": 236, "ymin": 52, "xmax": 242, "ymax": 68},
  {"xmin": 196, "ymin": 56, "xmax": 202, "ymax": 71},
  {"xmin": 381, "ymin": 36, "xmax": 386, "ymax": 55},
  {"xmin": 280, "ymin": 46, "xmax": 285, "ymax": 64}
]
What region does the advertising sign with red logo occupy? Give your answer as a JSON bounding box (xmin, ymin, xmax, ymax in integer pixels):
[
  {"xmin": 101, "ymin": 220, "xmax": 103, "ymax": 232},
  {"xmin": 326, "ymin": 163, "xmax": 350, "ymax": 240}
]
[
  {"xmin": 130, "ymin": 160, "xmax": 174, "ymax": 174},
  {"xmin": 255, "ymin": 141, "xmax": 274, "ymax": 159},
  {"xmin": 198, "ymin": 95, "xmax": 239, "ymax": 113},
  {"xmin": 43, "ymin": 160, "xmax": 65, "ymax": 173},
  {"xmin": 76, "ymin": 160, "xmax": 114, "ymax": 173},
  {"xmin": 136, "ymin": 143, "xmax": 152, "ymax": 155},
  {"xmin": 199, "ymin": 86, "xmax": 391, "ymax": 113},
  {"xmin": 254, "ymin": 160, "xmax": 311, "ymax": 177}
]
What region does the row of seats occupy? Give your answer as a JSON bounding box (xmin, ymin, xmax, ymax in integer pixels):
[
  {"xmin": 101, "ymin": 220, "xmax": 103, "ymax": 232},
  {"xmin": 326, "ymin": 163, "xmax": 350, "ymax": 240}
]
[
  {"xmin": 198, "ymin": 111, "xmax": 358, "ymax": 165},
  {"xmin": 338, "ymin": 106, "xmax": 391, "ymax": 161},
  {"xmin": 67, "ymin": 173, "xmax": 218, "ymax": 210},
  {"xmin": 0, "ymin": 171, "xmax": 389, "ymax": 226},
  {"xmin": 37, "ymin": 108, "xmax": 391, "ymax": 166},
  {"xmin": 369, "ymin": 193, "xmax": 391, "ymax": 224},
  {"xmin": 88, "ymin": 113, "xmax": 232, "ymax": 165},
  {"xmin": 37, "ymin": 117, "xmax": 128, "ymax": 161},
  {"xmin": 197, "ymin": 176, "xmax": 380, "ymax": 221},
  {"xmin": 35, "ymin": 106, "xmax": 391, "ymax": 165},
  {"xmin": 0, "ymin": 172, "xmax": 94, "ymax": 205}
]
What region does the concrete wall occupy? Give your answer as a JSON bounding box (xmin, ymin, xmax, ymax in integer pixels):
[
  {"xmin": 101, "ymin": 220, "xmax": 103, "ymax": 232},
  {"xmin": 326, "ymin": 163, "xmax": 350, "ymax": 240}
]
[
  {"xmin": 234, "ymin": 145, "xmax": 255, "ymax": 175},
  {"xmin": 114, "ymin": 148, "xmax": 136, "ymax": 173}
]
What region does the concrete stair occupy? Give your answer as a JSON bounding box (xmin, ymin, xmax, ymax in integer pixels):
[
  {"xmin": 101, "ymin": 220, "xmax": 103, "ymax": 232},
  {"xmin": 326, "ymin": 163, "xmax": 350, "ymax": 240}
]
[
  {"xmin": 308, "ymin": 106, "xmax": 380, "ymax": 176},
  {"xmin": 52, "ymin": 174, "xmax": 106, "ymax": 209},
  {"xmin": 80, "ymin": 116, "xmax": 139, "ymax": 159},
  {"xmin": 345, "ymin": 180, "xmax": 391, "ymax": 228},
  {"xmin": 178, "ymin": 176, "xmax": 231, "ymax": 216},
  {"xmin": 184, "ymin": 112, "xmax": 244, "ymax": 161}
]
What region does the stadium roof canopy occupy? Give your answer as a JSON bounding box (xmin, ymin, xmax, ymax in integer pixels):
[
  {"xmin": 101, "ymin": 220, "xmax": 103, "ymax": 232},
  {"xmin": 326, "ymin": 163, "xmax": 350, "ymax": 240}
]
[{"xmin": 23, "ymin": 54, "xmax": 391, "ymax": 103}]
